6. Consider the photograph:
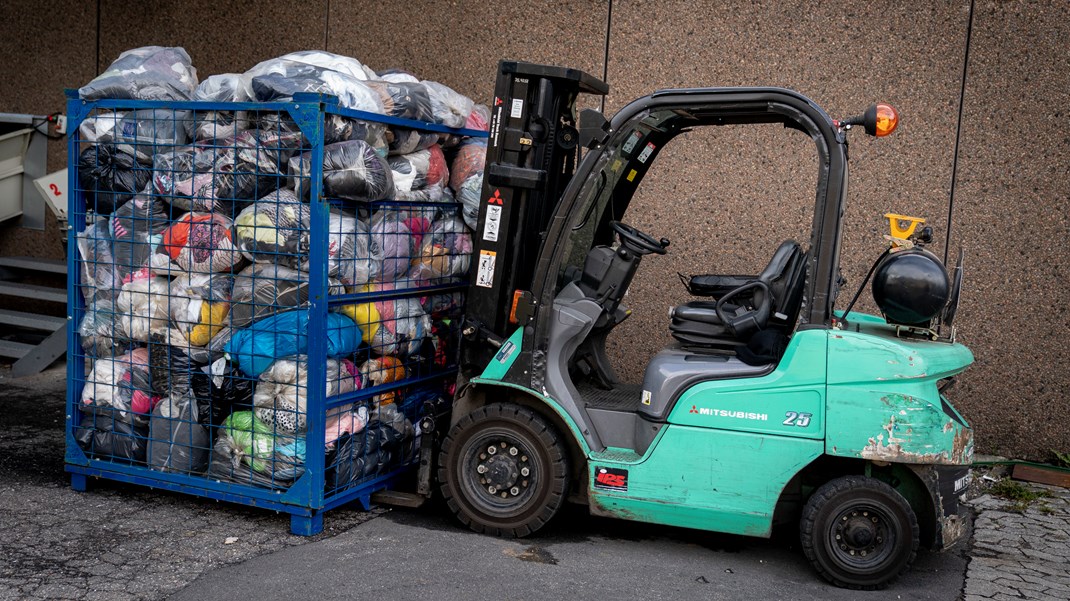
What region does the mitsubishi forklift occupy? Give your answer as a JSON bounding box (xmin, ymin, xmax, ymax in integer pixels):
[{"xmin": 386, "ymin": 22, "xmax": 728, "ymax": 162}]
[{"xmin": 435, "ymin": 61, "xmax": 972, "ymax": 589}]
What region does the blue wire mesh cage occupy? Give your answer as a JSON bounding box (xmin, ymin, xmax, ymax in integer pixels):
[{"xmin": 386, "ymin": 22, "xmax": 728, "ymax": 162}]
[{"xmin": 64, "ymin": 91, "xmax": 487, "ymax": 535}]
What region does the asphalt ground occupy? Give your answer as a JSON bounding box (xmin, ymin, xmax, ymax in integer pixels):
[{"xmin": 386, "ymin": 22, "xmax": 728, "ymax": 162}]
[{"xmin": 0, "ymin": 365, "xmax": 969, "ymax": 600}]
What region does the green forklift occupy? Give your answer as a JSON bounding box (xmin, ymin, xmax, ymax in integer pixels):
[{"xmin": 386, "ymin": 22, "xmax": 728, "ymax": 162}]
[{"xmin": 433, "ymin": 62, "xmax": 971, "ymax": 589}]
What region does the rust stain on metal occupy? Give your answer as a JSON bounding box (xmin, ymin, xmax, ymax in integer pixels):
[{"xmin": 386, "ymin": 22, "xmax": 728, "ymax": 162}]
[{"xmin": 861, "ymin": 414, "xmax": 973, "ymax": 465}]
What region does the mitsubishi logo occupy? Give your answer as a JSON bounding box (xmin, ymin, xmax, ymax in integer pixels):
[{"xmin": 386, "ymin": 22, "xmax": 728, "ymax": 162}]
[
  {"xmin": 488, "ymin": 189, "xmax": 503, "ymax": 205},
  {"xmin": 689, "ymin": 405, "xmax": 698, "ymax": 414}
]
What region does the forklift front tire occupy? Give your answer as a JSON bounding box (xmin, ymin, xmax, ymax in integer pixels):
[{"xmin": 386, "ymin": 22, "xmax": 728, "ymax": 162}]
[
  {"xmin": 438, "ymin": 403, "xmax": 569, "ymax": 538},
  {"xmin": 800, "ymin": 475, "xmax": 919, "ymax": 590}
]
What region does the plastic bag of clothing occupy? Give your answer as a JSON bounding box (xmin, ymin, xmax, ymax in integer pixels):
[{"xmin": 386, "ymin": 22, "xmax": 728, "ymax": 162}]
[
  {"xmin": 155, "ymin": 212, "xmax": 243, "ymax": 273},
  {"xmin": 79, "ymin": 298, "xmax": 132, "ymax": 358},
  {"xmin": 246, "ymin": 59, "xmax": 382, "ymax": 113},
  {"xmin": 358, "ymin": 356, "xmax": 406, "ymax": 406},
  {"xmin": 152, "ymin": 130, "xmax": 299, "ymax": 212},
  {"xmin": 338, "ymin": 282, "xmax": 429, "ymax": 356},
  {"xmin": 421, "ymin": 80, "xmax": 475, "ymax": 129},
  {"xmin": 234, "ymin": 192, "xmax": 357, "ymax": 277},
  {"xmin": 110, "ymin": 193, "xmax": 170, "ymax": 284},
  {"xmin": 387, "ymin": 127, "xmax": 440, "ymax": 156},
  {"xmin": 466, "ymin": 104, "xmax": 491, "ymax": 131},
  {"xmin": 149, "ymin": 335, "xmax": 244, "ymax": 429},
  {"xmin": 79, "ymin": 46, "xmax": 198, "ymax": 101},
  {"xmin": 168, "ymin": 273, "xmax": 233, "ymax": 347},
  {"xmin": 420, "ymin": 276, "xmax": 466, "ymax": 316},
  {"xmin": 78, "ymin": 145, "xmax": 149, "ymax": 214},
  {"xmin": 223, "ymin": 309, "xmax": 362, "ymax": 377},
  {"xmin": 115, "ymin": 276, "xmax": 171, "ymax": 342},
  {"xmin": 457, "ymin": 173, "xmax": 482, "ymax": 230},
  {"xmin": 194, "ymin": 73, "xmax": 252, "ymax": 102},
  {"xmin": 365, "ymin": 80, "xmax": 433, "ymax": 121},
  {"xmin": 75, "ymin": 405, "xmax": 149, "ymax": 463},
  {"xmin": 449, "ymin": 139, "xmax": 486, "ymax": 192},
  {"xmin": 234, "ymin": 189, "xmax": 311, "ymax": 265},
  {"xmin": 252, "ymin": 356, "xmax": 360, "ymax": 434},
  {"xmin": 209, "ymin": 411, "xmax": 305, "ymax": 487},
  {"xmin": 148, "ymin": 389, "xmax": 210, "ymax": 474},
  {"xmin": 111, "ymin": 109, "xmax": 192, "ymax": 163},
  {"xmin": 327, "ymin": 404, "xmax": 415, "ymax": 487},
  {"xmin": 325, "ymin": 406, "xmax": 368, "ymax": 451},
  {"xmin": 289, "ymin": 140, "xmax": 393, "ymax": 201},
  {"xmin": 369, "ymin": 211, "xmax": 415, "ymax": 281},
  {"xmin": 252, "ymin": 51, "xmax": 377, "ymax": 81},
  {"xmin": 81, "ymin": 348, "xmax": 158, "ymax": 419},
  {"xmin": 192, "ymin": 110, "xmax": 255, "ymax": 143},
  {"xmin": 77, "ymin": 220, "xmax": 122, "ymax": 300},
  {"xmin": 255, "ymin": 111, "xmax": 386, "ymax": 151},
  {"xmin": 230, "ymin": 263, "xmax": 326, "ymax": 329},
  {"xmin": 79, "ymin": 111, "xmax": 127, "ymax": 144},
  {"xmin": 390, "ymin": 145, "xmax": 449, "ymax": 202},
  {"xmin": 410, "ymin": 217, "xmax": 472, "ymax": 282},
  {"xmin": 335, "ymin": 217, "xmax": 378, "ymax": 287}
]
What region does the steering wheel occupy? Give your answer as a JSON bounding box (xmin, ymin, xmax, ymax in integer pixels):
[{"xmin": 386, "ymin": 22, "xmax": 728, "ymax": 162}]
[{"xmin": 611, "ymin": 221, "xmax": 668, "ymax": 255}]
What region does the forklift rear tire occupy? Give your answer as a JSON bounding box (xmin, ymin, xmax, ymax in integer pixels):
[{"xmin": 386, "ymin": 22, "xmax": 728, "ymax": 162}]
[
  {"xmin": 800, "ymin": 475, "xmax": 919, "ymax": 590},
  {"xmin": 438, "ymin": 403, "xmax": 569, "ymax": 537}
]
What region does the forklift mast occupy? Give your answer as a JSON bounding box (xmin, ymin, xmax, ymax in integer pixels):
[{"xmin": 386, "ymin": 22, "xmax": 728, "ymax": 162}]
[{"xmin": 462, "ymin": 61, "xmax": 608, "ymax": 371}]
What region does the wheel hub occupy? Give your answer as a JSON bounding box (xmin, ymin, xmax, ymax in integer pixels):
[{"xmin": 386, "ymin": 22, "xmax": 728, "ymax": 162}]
[
  {"xmin": 482, "ymin": 454, "xmax": 519, "ymax": 489},
  {"xmin": 835, "ymin": 509, "xmax": 886, "ymax": 557},
  {"xmin": 472, "ymin": 441, "xmax": 532, "ymax": 498}
]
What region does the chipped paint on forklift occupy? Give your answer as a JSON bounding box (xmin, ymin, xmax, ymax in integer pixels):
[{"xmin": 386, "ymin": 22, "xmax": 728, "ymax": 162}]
[{"xmin": 825, "ymin": 312, "xmax": 974, "ymax": 466}]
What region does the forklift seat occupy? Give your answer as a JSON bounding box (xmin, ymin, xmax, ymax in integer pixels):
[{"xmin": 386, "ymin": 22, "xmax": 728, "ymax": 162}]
[{"xmin": 669, "ymin": 240, "xmax": 806, "ymax": 348}]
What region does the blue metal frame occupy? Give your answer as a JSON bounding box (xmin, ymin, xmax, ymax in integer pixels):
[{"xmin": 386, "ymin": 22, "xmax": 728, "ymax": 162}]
[{"xmin": 64, "ymin": 90, "xmax": 488, "ymax": 535}]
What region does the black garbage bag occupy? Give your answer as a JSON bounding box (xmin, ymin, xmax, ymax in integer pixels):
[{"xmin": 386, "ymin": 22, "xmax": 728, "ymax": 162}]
[
  {"xmin": 74, "ymin": 405, "xmax": 149, "ymax": 463},
  {"xmin": 147, "ymin": 389, "xmax": 210, "ymax": 475},
  {"xmin": 78, "ymin": 145, "xmax": 149, "ymax": 215},
  {"xmin": 149, "ymin": 334, "xmax": 250, "ymax": 429}
]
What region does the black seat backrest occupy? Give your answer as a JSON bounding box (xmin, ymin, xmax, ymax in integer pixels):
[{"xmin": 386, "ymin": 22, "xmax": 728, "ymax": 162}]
[{"xmin": 759, "ymin": 241, "xmax": 806, "ymax": 325}]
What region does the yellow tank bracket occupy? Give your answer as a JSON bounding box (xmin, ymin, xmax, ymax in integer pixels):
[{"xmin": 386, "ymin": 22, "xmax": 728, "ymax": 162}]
[{"xmin": 883, "ymin": 213, "xmax": 926, "ymax": 240}]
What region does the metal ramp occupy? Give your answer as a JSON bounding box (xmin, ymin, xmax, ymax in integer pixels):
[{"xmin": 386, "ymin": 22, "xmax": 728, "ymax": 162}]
[{"xmin": 0, "ymin": 256, "xmax": 67, "ymax": 376}]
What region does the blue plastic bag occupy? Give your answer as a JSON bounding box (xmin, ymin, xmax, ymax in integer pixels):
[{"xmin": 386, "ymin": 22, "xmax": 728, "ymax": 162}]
[{"xmin": 224, "ymin": 309, "xmax": 362, "ymax": 377}]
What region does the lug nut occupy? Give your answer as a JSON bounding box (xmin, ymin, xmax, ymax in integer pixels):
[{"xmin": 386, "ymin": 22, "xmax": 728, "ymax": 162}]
[
  {"xmin": 521, "ymin": 455, "xmax": 528, "ymax": 462},
  {"xmin": 488, "ymin": 446, "xmax": 497, "ymax": 455},
  {"xmin": 477, "ymin": 465, "xmax": 487, "ymax": 474},
  {"xmin": 501, "ymin": 492, "xmax": 508, "ymax": 499},
  {"xmin": 501, "ymin": 442, "xmax": 507, "ymax": 449},
  {"xmin": 521, "ymin": 467, "xmax": 530, "ymax": 476},
  {"xmin": 509, "ymin": 447, "xmax": 518, "ymax": 456},
  {"xmin": 488, "ymin": 486, "xmax": 497, "ymax": 494},
  {"xmin": 480, "ymin": 453, "xmax": 487, "ymax": 460},
  {"xmin": 835, "ymin": 535, "xmax": 841, "ymax": 540},
  {"xmin": 860, "ymin": 550, "xmax": 867, "ymax": 557},
  {"xmin": 510, "ymin": 487, "xmax": 520, "ymax": 496}
]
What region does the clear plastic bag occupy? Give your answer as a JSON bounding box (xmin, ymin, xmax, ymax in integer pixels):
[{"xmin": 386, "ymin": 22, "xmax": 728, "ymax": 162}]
[
  {"xmin": 390, "ymin": 145, "xmax": 449, "ymax": 201},
  {"xmin": 110, "ymin": 193, "xmax": 170, "ymax": 284},
  {"xmin": 338, "ymin": 282, "xmax": 430, "ymax": 356},
  {"xmin": 252, "ymin": 356, "xmax": 360, "ymax": 434},
  {"xmin": 421, "ymin": 80, "xmax": 475, "ymax": 128},
  {"xmin": 246, "ymin": 59, "xmax": 382, "ymax": 113},
  {"xmin": 449, "ymin": 139, "xmax": 486, "ymax": 192},
  {"xmin": 77, "ymin": 220, "xmax": 122, "ymax": 300},
  {"xmin": 209, "ymin": 411, "xmax": 305, "ymax": 487},
  {"xmin": 156, "ymin": 212, "xmax": 243, "ymax": 273},
  {"xmin": 457, "ymin": 173, "xmax": 483, "ymax": 230},
  {"xmin": 79, "ymin": 46, "xmax": 198, "ymax": 101},
  {"xmin": 112, "ymin": 109, "xmax": 192, "ymax": 163},
  {"xmin": 80, "ymin": 347, "xmax": 158, "ymax": 420},
  {"xmin": 365, "ymin": 81, "xmax": 433, "ymax": 121},
  {"xmin": 78, "ymin": 298, "xmax": 132, "ymax": 358},
  {"xmin": 168, "ymin": 273, "xmax": 234, "ymax": 347},
  {"xmin": 369, "ymin": 211, "xmax": 415, "ymax": 281},
  {"xmin": 78, "ymin": 111, "xmax": 127, "ymax": 144},
  {"xmin": 152, "ymin": 130, "xmax": 299, "ymax": 212},
  {"xmin": 289, "ymin": 140, "xmax": 393, "ymax": 201},
  {"xmin": 410, "ymin": 216, "xmax": 472, "ymax": 282},
  {"xmin": 115, "ymin": 276, "xmax": 172, "ymax": 342}
]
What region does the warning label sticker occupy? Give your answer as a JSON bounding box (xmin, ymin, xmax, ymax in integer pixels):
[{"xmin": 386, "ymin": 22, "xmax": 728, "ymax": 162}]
[
  {"xmin": 637, "ymin": 142, "xmax": 656, "ymax": 164},
  {"xmin": 510, "ymin": 98, "xmax": 524, "ymax": 119},
  {"xmin": 476, "ymin": 250, "xmax": 497, "ymax": 288},
  {"xmin": 483, "ymin": 205, "xmax": 502, "ymax": 242}
]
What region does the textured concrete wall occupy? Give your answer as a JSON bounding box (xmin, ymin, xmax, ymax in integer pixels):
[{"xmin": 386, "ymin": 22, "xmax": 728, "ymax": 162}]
[
  {"xmin": 0, "ymin": 0, "xmax": 1066, "ymax": 459},
  {"xmin": 949, "ymin": 1, "xmax": 1070, "ymax": 459}
]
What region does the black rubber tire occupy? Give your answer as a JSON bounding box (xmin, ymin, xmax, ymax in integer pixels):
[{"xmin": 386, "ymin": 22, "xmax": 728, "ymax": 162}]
[
  {"xmin": 438, "ymin": 403, "xmax": 569, "ymax": 537},
  {"xmin": 800, "ymin": 475, "xmax": 919, "ymax": 590}
]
